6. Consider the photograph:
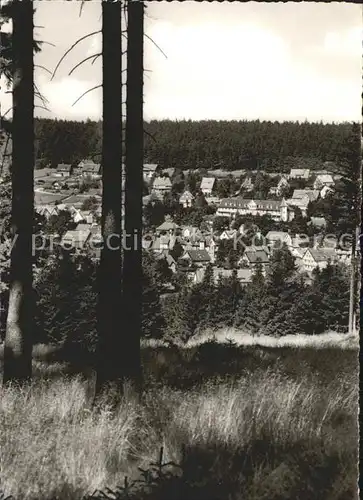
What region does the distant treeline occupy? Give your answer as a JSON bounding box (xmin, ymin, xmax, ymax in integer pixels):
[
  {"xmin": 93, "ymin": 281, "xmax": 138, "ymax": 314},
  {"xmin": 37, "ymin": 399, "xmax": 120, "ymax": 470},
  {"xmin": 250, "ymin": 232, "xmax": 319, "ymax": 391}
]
[{"xmin": 33, "ymin": 118, "xmax": 355, "ymax": 172}]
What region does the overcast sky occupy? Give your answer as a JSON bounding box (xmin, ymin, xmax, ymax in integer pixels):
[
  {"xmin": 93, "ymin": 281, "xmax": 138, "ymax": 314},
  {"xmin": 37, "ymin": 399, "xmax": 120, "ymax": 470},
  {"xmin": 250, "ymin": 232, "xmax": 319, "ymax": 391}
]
[{"xmin": 0, "ymin": 1, "xmax": 361, "ymax": 123}]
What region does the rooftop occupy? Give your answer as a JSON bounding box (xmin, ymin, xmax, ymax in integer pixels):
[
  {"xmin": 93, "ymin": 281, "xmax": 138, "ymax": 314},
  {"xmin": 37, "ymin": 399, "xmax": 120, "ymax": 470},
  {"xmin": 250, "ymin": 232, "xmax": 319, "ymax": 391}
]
[
  {"xmin": 184, "ymin": 249, "xmax": 211, "ymax": 262},
  {"xmin": 200, "ymin": 177, "xmax": 216, "ymax": 190}
]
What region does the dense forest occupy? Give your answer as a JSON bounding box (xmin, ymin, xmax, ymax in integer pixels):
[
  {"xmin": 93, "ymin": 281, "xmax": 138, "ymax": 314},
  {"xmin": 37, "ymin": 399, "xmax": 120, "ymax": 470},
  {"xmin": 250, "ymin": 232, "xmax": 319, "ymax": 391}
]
[{"xmin": 30, "ymin": 118, "xmax": 355, "ymax": 172}]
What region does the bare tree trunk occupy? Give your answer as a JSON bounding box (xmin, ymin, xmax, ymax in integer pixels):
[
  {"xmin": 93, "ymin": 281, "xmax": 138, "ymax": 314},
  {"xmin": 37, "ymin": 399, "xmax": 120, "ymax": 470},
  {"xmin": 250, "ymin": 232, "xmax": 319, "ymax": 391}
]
[
  {"xmin": 3, "ymin": 0, "xmax": 34, "ymax": 384},
  {"xmin": 122, "ymin": 0, "xmax": 144, "ymax": 393},
  {"xmin": 348, "ymin": 226, "xmax": 359, "ymax": 334},
  {"xmin": 95, "ymin": 0, "xmax": 123, "ymax": 398}
]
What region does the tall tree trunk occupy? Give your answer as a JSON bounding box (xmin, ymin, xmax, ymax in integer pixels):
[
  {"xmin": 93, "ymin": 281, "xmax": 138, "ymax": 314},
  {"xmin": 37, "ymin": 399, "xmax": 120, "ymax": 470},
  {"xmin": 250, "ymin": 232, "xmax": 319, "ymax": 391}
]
[
  {"xmin": 95, "ymin": 0, "xmax": 123, "ymax": 398},
  {"xmin": 3, "ymin": 0, "xmax": 34, "ymax": 384},
  {"xmin": 122, "ymin": 0, "xmax": 144, "ymax": 393}
]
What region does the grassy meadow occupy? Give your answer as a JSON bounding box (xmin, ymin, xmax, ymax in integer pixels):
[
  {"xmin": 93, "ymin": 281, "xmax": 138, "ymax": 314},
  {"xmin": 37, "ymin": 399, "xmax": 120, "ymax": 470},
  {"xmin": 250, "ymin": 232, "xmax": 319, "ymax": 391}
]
[{"xmin": 0, "ymin": 333, "xmax": 359, "ymax": 500}]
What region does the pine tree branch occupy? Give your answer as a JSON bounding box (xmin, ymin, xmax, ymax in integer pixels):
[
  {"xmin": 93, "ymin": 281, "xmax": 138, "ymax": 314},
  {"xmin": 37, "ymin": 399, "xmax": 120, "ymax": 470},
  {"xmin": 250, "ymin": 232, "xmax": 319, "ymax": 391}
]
[
  {"xmin": 51, "ymin": 30, "xmax": 101, "ymax": 81},
  {"xmin": 68, "ymin": 53, "xmax": 102, "ymax": 76},
  {"xmin": 91, "ymin": 54, "xmax": 101, "ymax": 65},
  {"xmin": 144, "ymin": 130, "xmax": 157, "ymax": 143},
  {"xmin": 37, "ymin": 40, "xmax": 56, "ymax": 48},
  {"xmin": 35, "ymin": 105, "xmax": 50, "ymax": 113},
  {"xmin": 72, "ymin": 85, "xmax": 101, "ymax": 107},
  {"xmin": 144, "ymin": 34, "xmax": 167, "ymax": 59},
  {"xmin": 34, "ymin": 82, "xmax": 49, "ymax": 107},
  {"xmin": 1, "ymin": 107, "xmax": 13, "ymax": 119},
  {"xmin": 34, "ymin": 64, "xmax": 52, "ymax": 76}
]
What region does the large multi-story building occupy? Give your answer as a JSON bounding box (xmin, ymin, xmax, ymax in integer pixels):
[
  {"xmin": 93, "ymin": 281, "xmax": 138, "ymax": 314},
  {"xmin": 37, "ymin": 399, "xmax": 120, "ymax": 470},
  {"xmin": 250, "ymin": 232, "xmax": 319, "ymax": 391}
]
[{"xmin": 216, "ymin": 198, "xmax": 295, "ymax": 222}]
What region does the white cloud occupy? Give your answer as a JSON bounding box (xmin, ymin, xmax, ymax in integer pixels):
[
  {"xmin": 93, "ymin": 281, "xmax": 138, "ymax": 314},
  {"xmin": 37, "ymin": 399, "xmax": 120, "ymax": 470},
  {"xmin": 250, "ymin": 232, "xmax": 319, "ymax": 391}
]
[
  {"xmin": 40, "ymin": 76, "xmax": 101, "ymax": 120},
  {"xmin": 144, "ymin": 21, "xmax": 361, "ymax": 122},
  {"xmin": 86, "ymin": 35, "xmax": 102, "ymax": 58}
]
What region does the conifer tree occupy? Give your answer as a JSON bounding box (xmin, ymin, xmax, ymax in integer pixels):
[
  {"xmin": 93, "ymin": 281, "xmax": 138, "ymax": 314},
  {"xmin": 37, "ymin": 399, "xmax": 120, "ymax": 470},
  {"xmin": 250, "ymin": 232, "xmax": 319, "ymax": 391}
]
[{"xmin": 235, "ymin": 262, "xmax": 265, "ymax": 333}]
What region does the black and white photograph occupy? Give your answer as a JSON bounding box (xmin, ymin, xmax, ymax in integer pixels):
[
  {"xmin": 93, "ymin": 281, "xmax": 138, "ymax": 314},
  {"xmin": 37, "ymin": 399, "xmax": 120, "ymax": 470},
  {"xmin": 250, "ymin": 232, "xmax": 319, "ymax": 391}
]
[{"xmin": 0, "ymin": 1, "xmax": 360, "ymax": 499}]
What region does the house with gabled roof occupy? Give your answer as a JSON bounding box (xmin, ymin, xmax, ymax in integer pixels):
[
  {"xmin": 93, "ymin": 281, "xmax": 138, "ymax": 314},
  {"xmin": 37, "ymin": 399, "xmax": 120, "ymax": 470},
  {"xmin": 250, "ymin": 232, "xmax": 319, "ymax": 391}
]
[
  {"xmin": 289, "ymin": 168, "xmax": 310, "ymax": 180},
  {"xmin": 81, "ymin": 162, "xmax": 101, "ymax": 179},
  {"xmin": 219, "ymin": 229, "xmax": 238, "ymax": 241},
  {"xmin": 269, "ymin": 175, "xmax": 290, "ymax": 196},
  {"xmin": 78, "ymin": 210, "xmax": 95, "ymax": 224},
  {"xmin": 320, "ymin": 185, "xmax": 334, "ymax": 199},
  {"xmin": 152, "ymin": 176, "xmax": 172, "ymax": 199},
  {"xmin": 55, "ymin": 163, "xmax": 72, "ymax": 177},
  {"xmin": 266, "ymin": 231, "xmax": 293, "ymax": 248},
  {"xmin": 179, "ymin": 190, "xmax": 195, "ymax": 208},
  {"xmin": 156, "ymin": 220, "xmax": 180, "ymax": 235},
  {"xmin": 291, "ymin": 189, "xmax": 320, "ymax": 202},
  {"xmin": 162, "ymin": 167, "xmax": 176, "ymax": 179},
  {"xmin": 35, "ymin": 204, "xmax": 58, "ymax": 219},
  {"xmin": 177, "ymin": 249, "xmax": 211, "ymax": 283},
  {"xmin": 143, "ymin": 163, "xmax": 159, "ymax": 180},
  {"xmin": 179, "ymin": 249, "xmax": 211, "ymax": 265},
  {"xmin": 313, "ymin": 174, "xmax": 334, "ymax": 190},
  {"xmin": 308, "ymin": 217, "xmax": 327, "ymax": 230},
  {"xmin": 200, "ymin": 177, "xmax": 216, "ymax": 196},
  {"xmin": 213, "ymin": 268, "xmax": 253, "ymax": 286},
  {"xmin": 300, "ymin": 248, "xmax": 338, "ymax": 273},
  {"xmin": 241, "ymin": 248, "xmax": 269, "ymax": 271},
  {"xmin": 78, "ymin": 158, "xmax": 95, "ymax": 167},
  {"xmin": 181, "ymin": 226, "xmax": 202, "ymax": 240},
  {"xmin": 60, "ymin": 228, "xmax": 92, "ymax": 251},
  {"xmin": 286, "ymin": 196, "xmax": 310, "ymax": 216},
  {"xmin": 241, "ymin": 176, "xmax": 254, "ymax": 192}
]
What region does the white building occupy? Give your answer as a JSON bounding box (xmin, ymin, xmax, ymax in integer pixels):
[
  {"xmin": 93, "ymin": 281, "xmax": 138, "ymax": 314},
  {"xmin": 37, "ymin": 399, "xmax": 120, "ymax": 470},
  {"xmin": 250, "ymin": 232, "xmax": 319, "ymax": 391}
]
[
  {"xmin": 152, "ymin": 177, "xmax": 172, "ymax": 199},
  {"xmin": 219, "ymin": 229, "xmax": 238, "ymax": 241},
  {"xmin": 143, "ymin": 164, "xmax": 159, "ymax": 181},
  {"xmin": 286, "ymin": 195, "xmax": 310, "ymax": 217},
  {"xmin": 266, "ymin": 231, "xmax": 293, "ymax": 249},
  {"xmin": 269, "ymin": 175, "xmax": 290, "ymax": 196},
  {"xmin": 216, "ymin": 198, "xmax": 294, "ymax": 222},
  {"xmin": 289, "ymin": 168, "xmax": 310, "ymax": 180},
  {"xmin": 291, "ymin": 189, "xmax": 320, "ymax": 202},
  {"xmin": 179, "ymin": 190, "xmax": 195, "ymax": 208},
  {"xmin": 313, "ymin": 174, "xmax": 334, "ymax": 190},
  {"xmin": 200, "ymin": 177, "xmax": 216, "ymax": 196},
  {"xmin": 320, "ymin": 185, "xmax": 334, "ymax": 199},
  {"xmin": 300, "ymin": 248, "xmax": 338, "ymax": 273}
]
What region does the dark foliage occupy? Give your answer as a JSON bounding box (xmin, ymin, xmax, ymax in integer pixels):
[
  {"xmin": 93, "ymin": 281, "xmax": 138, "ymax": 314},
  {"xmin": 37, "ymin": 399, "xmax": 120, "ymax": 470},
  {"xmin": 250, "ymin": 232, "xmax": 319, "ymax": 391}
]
[{"xmin": 32, "ymin": 118, "xmax": 354, "ymax": 174}]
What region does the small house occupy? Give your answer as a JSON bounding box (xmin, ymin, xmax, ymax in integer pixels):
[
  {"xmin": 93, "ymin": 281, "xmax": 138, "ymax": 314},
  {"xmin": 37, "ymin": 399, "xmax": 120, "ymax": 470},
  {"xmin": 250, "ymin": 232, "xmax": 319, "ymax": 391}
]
[
  {"xmin": 55, "ymin": 164, "xmax": 72, "ymax": 177},
  {"xmin": 241, "ymin": 176, "xmax": 254, "ymax": 192},
  {"xmin": 301, "ymin": 248, "xmax": 337, "ymax": 273},
  {"xmin": 152, "ymin": 177, "xmax": 172, "ymax": 199},
  {"xmin": 60, "ymin": 228, "xmax": 92, "ymax": 250},
  {"xmin": 266, "ymin": 231, "xmax": 293, "ymax": 249},
  {"xmin": 82, "ymin": 162, "xmax": 101, "ymax": 179},
  {"xmin": 313, "ymin": 174, "xmax": 334, "ymax": 190},
  {"xmin": 291, "ymin": 189, "xmax": 320, "ymax": 202},
  {"xmin": 308, "ymin": 217, "xmax": 327, "ymax": 230},
  {"xmin": 241, "ymin": 249, "xmax": 269, "ymax": 270},
  {"xmin": 179, "ymin": 190, "xmax": 195, "ymax": 208},
  {"xmin": 219, "ymin": 229, "xmax": 237, "ymax": 241},
  {"xmin": 269, "ymin": 175, "xmax": 290, "ymax": 196},
  {"xmin": 213, "ymin": 268, "xmax": 253, "ymax": 286},
  {"xmin": 179, "ymin": 249, "xmax": 211, "ymax": 266},
  {"xmin": 156, "ymin": 220, "xmax": 180, "ymax": 235},
  {"xmin": 200, "ymin": 177, "xmax": 216, "ymax": 196},
  {"xmin": 143, "ymin": 163, "xmax": 159, "ymax": 180},
  {"xmin": 289, "ymin": 168, "xmax": 310, "ymax": 180},
  {"xmin": 320, "ymin": 185, "xmax": 334, "ymax": 199}
]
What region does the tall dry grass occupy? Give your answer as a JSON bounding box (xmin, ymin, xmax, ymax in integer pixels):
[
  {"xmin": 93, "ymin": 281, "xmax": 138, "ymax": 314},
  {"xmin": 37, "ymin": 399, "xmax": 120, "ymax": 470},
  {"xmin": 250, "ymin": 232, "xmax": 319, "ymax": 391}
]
[
  {"xmin": 140, "ymin": 329, "xmax": 359, "ymax": 350},
  {"xmin": 0, "ymin": 357, "xmax": 358, "ymax": 500}
]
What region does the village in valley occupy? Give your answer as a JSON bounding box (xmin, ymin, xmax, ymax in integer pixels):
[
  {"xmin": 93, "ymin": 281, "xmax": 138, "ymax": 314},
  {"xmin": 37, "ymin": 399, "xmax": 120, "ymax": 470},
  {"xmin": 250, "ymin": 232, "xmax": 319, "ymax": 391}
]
[{"xmin": 27, "ymin": 157, "xmax": 352, "ymax": 289}]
